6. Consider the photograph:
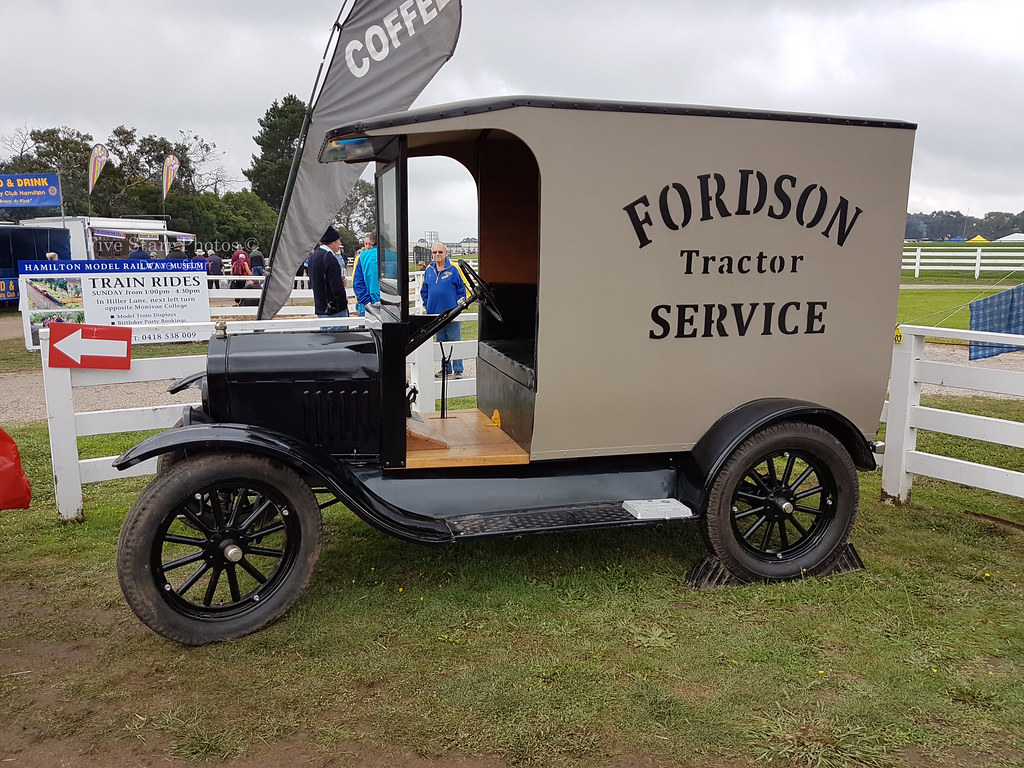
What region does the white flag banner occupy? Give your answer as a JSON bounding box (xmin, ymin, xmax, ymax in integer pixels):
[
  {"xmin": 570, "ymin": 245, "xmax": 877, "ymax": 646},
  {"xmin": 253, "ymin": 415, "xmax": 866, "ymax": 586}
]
[{"xmin": 259, "ymin": 0, "xmax": 462, "ymax": 319}]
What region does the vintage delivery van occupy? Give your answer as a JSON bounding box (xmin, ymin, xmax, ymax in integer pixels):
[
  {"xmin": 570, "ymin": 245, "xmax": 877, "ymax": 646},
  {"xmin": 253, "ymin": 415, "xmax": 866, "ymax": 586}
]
[{"xmin": 114, "ymin": 96, "xmax": 916, "ymax": 644}]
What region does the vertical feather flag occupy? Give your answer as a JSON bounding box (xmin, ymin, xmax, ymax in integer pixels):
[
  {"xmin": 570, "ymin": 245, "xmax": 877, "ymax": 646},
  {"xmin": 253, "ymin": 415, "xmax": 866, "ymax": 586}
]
[
  {"xmin": 162, "ymin": 154, "xmax": 180, "ymax": 200},
  {"xmin": 88, "ymin": 144, "xmax": 109, "ymax": 195},
  {"xmin": 258, "ymin": 0, "xmax": 462, "ymax": 319}
]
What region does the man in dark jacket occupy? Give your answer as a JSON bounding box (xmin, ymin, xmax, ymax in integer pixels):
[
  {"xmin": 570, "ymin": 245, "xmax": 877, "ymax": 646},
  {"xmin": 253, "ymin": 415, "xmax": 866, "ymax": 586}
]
[
  {"xmin": 249, "ymin": 246, "xmax": 266, "ymax": 275},
  {"xmin": 206, "ymin": 250, "xmax": 225, "ymax": 289},
  {"xmin": 308, "ymin": 226, "xmax": 349, "ymax": 320}
]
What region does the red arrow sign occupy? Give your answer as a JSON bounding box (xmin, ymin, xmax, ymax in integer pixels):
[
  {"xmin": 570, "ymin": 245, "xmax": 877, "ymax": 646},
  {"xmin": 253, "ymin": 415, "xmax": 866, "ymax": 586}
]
[{"xmin": 48, "ymin": 323, "xmax": 133, "ymax": 370}]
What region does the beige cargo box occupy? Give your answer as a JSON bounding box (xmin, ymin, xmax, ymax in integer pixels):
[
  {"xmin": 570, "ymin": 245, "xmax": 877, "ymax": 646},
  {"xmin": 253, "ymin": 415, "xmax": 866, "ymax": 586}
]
[{"xmin": 324, "ymin": 96, "xmax": 915, "ymax": 462}]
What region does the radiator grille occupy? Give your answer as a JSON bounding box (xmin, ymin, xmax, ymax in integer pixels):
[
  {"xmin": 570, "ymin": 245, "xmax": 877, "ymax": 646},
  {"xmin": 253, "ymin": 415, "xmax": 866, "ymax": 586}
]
[{"xmin": 303, "ymin": 387, "xmax": 375, "ymax": 451}]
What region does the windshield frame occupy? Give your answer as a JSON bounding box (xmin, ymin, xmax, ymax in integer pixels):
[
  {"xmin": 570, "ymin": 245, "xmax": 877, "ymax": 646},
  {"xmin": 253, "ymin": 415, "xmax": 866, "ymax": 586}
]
[{"xmin": 373, "ymin": 138, "xmax": 408, "ymax": 324}]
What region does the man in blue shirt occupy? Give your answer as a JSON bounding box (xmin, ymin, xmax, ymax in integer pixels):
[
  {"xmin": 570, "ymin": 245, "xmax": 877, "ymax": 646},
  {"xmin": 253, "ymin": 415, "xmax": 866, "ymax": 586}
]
[
  {"xmin": 420, "ymin": 242, "xmax": 467, "ymax": 378},
  {"xmin": 352, "ymin": 231, "xmax": 380, "ymax": 315}
]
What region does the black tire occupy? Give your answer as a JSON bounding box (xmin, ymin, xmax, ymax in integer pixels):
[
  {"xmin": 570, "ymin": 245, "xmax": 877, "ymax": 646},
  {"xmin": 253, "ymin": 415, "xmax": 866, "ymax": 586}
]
[
  {"xmin": 117, "ymin": 452, "xmax": 322, "ymax": 645},
  {"xmin": 155, "ymin": 418, "xmax": 185, "ymax": 476},
  {"xmin": 701, "ymin": 422, "xmax": 857, "ymax": 582}
]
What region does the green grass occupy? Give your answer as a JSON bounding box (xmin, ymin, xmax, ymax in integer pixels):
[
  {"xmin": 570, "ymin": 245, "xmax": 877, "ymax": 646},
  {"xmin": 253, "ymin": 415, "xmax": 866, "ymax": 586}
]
[
  {"xmin": 896, "ymin": 287, "xmax": 1004, "ymax": 331},
  {"xmin": 5, "ymin": 297, "xmax": 1024, "ymax": 764},
  {"xmin": 0, "ymin": 334, "xmax": 39, "ymax": 372},
  {"xmin": 3, "ymin": 402, "xmax": 1024, "ymax": 766},
  {"xmin": 899, "ymin": 273, "xmax": 1022, "ymax": 287}
]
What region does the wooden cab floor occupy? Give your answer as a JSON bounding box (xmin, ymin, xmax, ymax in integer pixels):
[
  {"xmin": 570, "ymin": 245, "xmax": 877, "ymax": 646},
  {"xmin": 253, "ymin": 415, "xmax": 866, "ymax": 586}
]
[{"xmin": 405, "ymin": 409, "xmax": 529, "ymax": 468}]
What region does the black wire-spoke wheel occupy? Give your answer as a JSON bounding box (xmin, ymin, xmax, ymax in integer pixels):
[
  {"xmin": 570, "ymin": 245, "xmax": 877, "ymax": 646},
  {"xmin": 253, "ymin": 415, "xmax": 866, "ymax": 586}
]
[
  {"xmin": 701, "ymin": 422, "xmax": 857, "ymax": 582},
  {"xmin": 117, "ymin": 452, "xmax": 322, "ymax": 645}
]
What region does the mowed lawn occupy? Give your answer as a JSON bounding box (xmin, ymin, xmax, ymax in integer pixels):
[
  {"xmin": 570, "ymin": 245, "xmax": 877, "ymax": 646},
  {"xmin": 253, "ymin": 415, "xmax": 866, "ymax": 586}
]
[{"xmin": 896, "ymin": 286, "xmax": 1005, "ymax": 332}]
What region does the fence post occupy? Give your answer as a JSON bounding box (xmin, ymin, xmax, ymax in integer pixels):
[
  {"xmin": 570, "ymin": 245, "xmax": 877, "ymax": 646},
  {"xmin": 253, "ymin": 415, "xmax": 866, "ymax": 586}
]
[
  {"xmin": 881, "ymin": 329, "xmax": 924, "ymax": 505},
  {"xmin": 39, "ymin": 329, "xmax": 85, "ymax": 522},
  {"xmin": 914, "ymin": 247, "xmax": 921, "ymax": 278},
  {"xmin": 975, "ymin": 247, "xmax": 982, "ymax": 279},
  {"xmin": 408, "ymin": 337, "xmax": 436, "ymax": 412}
]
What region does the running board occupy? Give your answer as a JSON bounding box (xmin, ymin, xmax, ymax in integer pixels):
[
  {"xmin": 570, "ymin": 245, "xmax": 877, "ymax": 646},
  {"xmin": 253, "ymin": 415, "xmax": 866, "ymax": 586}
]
[{"xmin": 448, "ymin": 498, "xmax": 694, "ymax": 538}]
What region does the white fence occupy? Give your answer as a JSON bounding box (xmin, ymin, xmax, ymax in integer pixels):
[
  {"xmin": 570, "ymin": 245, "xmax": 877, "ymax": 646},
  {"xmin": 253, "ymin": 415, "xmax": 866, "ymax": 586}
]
[
  {"xmin": 18, "ymin": 269, "xmax": 438, "ymax": 349},
  {"xmin": 40, "ymin": 313, "xmax": 477, "ymax": 521},
  {"xmin": 204, "ymin": 269, "xmax": 439, "ymax": 317},
  {"xmin": 881, "ymin": 325, "xmax": 1024, "ymax": 504},
  {"xmin": 902, "ymin": 247, "xmax": 1024, "ymax": 278},
  {"xmin": 41, "ymin": 319, "xmax": 1024, "ymax": 521}
]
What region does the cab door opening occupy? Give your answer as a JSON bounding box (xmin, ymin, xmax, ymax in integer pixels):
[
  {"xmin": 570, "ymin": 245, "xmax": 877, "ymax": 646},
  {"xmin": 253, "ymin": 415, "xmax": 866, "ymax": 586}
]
[{"xmin": 401, "ymin": 133, "xmax": 541, "ymax": 468}]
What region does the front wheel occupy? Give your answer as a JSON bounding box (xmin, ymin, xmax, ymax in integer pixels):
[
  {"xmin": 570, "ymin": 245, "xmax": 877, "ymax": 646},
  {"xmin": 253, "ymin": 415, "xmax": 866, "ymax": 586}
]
[
  {"xmin": 117, "ymin": 452, "xmax": 322, "ymax": 645},
  {"xmin": 701, "ymin": 422, "xmax": 858, "ymax": 582}
]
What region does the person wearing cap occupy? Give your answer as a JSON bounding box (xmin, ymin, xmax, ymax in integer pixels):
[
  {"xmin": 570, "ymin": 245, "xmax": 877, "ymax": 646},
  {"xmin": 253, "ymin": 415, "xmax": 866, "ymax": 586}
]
[{"xmin": 308, "ymin": 225, "xmax": 349, "ymax": 322}]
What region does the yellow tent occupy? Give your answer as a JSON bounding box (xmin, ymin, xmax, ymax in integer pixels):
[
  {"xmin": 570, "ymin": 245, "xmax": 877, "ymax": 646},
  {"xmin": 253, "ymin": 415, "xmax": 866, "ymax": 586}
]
[{"xmin": 968, "ymin": 234, "xmax": 989, "ymax": 242}]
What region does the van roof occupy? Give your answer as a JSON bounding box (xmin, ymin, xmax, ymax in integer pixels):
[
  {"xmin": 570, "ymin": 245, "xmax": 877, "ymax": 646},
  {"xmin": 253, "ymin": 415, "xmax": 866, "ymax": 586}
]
[{"xmin": 324, "ymin": 95, "xmax": 917, "ymax": 142}]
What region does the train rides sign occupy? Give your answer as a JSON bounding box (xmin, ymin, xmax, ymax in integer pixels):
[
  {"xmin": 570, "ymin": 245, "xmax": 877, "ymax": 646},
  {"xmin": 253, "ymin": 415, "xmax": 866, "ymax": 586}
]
[{"xmin": 18, "ymin": 258, "xmax": 209, "ymax": 349}]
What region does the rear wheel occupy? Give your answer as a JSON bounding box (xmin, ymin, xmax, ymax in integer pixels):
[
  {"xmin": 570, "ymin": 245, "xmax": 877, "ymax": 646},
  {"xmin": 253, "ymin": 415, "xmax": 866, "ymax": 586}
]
[
  {"xmin": 117, "ymin": 452, "xmax": 322, "ymax": 645},
  {"xmin": 701, "ymin": 422, "xmax": 857, "ymax": 582}
]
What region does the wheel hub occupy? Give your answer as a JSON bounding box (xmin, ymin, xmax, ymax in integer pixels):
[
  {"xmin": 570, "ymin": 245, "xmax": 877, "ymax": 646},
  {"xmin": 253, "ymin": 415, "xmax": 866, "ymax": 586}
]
[
  {"xmin": 765, "ymin": 487, "xmax": 796, "ymax": 521},
  {"xmin": 221, "ymin": 541, "xmax": 244, "ymax": 563}
]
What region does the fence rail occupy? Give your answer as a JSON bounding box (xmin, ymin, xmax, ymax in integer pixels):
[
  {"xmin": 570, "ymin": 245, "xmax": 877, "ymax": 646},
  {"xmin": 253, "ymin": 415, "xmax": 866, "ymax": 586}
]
[
  {"xmin": 40, "ymin": 313, "xmax": 477, "ymax": 521},
  {"xmin": 881, "ymin": 324, "xmax": 1024, "ymax": 504},
  {"xmin": 18, "ymin": 269, "xmax": 444, "ymax": 348},
  {"xmin": 901, "ymin": 247, "xmax": 1024, "ymax": 278},
  {"xmin": 40, "ymin": 316, "xmax": 1024, "ymax": 521}
]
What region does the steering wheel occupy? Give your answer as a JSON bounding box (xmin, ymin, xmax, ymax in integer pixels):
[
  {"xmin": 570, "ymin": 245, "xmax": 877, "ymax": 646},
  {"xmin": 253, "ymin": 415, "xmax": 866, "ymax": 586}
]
[{"xmin": 458, "ymin": 259, "xmax": 504, "ymax": 322}]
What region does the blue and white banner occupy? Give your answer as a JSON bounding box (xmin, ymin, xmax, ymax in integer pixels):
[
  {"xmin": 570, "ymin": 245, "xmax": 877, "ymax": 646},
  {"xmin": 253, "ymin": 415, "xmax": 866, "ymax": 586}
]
[
  {"xmin": 1, "ymin": 173, "xmax": 62, "ymax": 208},
  {"xmin": 969, "ymin": 284, "xmax": 1024, "ymax": 360}
]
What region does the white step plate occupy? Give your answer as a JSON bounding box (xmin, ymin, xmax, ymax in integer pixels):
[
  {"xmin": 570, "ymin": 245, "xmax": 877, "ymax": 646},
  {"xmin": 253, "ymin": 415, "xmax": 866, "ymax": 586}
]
[{"xmin": 622, "ymin": 498, "xmax": 694, "ymax": 520}]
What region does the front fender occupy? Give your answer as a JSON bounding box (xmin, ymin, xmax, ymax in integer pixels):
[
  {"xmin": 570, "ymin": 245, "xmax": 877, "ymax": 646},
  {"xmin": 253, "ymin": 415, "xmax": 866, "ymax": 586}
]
[
  {"xmin": 113, "ymin": 423, "xmax": 453, "ymax": 546},
  {"xmin": 113, "ymin": 423, "xmax": 346, "ymax": 484}
]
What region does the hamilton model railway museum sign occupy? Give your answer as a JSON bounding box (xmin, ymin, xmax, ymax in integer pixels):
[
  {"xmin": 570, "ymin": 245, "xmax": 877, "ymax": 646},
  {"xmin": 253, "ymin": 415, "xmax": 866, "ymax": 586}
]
[{"xmin": 18, "ymin": 258, "xmax": 209, "ymax": 349}]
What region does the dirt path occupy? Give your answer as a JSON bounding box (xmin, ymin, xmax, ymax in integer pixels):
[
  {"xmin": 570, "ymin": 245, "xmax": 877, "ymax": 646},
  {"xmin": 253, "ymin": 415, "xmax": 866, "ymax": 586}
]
[{"xmin": 0, "ymin": 313, "xmax": 200, "ymax": 426}]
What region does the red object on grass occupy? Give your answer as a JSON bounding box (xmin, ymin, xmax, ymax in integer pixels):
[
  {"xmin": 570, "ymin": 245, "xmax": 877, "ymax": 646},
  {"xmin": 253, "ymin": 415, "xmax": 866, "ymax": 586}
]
[{"xmin": 0, "ymin": 428, "xmax": 31, "ymax": 510}]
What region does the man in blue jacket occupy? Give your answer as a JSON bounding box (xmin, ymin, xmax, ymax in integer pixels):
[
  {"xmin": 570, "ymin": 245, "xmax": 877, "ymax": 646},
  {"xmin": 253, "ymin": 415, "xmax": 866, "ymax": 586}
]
[{"xmin": 420, "ymin": 242, "xmax": 467, "ymax": 378}]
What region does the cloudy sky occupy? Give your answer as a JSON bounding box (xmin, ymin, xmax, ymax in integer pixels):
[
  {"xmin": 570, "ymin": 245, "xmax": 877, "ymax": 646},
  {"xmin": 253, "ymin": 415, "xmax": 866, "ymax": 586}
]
[{"xmin": 3, "ymin": 0, "xmax": 1022, "ymax": 240}]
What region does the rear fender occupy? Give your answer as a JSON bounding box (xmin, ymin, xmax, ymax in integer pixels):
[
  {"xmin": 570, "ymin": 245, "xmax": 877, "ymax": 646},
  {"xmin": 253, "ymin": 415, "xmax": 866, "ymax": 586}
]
[{"xmin": 686, "ymin": 398, "xmax": 875, "ymax": 509}]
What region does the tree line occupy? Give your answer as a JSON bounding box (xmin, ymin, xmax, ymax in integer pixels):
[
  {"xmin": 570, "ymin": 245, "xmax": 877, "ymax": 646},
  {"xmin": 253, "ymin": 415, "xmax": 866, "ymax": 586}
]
[
  {"xmin": 4, "ymin": 97, "xmax": 1016, "ymax": 251},
  {"xmin": 905, "ymin": 210, "xmax": 1023, "ymax": 242},
  {"xmin": 0, "ymin": 94, "xmax": 375, "ymax": 257}
]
